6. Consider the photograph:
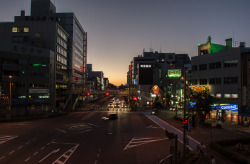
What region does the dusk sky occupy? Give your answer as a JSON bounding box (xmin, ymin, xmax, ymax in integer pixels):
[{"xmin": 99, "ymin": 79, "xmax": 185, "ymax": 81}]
[{"xmin": 1, "ymin": 0, "xmax": 250, "ymax": 86}]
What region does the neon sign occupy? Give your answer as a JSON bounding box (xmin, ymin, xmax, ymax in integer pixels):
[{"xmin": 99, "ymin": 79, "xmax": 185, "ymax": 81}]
[{"xmin": 167, "ymin": 69, "xmax": 181, "ymax": 78}]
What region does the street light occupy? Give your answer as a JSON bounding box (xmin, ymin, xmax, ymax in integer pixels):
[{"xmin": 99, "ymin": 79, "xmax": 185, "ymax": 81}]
[{"xmin": 9, "ymin": 75, "xmax": 12, "ymax": 118}]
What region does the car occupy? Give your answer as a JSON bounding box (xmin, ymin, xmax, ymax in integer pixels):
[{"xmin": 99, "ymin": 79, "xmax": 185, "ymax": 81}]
[
  {"xmin": 149, "ymin": 109, "xmax": 158, "ymax": 115},
  {"xmin": 102, "ymin": 113, "xmax": 118, "ymax": 120}
]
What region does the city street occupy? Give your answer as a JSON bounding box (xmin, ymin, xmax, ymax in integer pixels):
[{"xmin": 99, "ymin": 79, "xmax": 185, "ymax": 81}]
[{"xmin": 0, "ymin": 110, "xmax": 179, "ymax": 164}]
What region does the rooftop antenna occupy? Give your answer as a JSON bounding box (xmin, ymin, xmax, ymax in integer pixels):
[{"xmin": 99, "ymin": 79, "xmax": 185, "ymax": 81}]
[
  {"xmin": 160, "ymin": 43, "xmax": 162, "ymax": 53},
  {"xmin": 150, "ymin": 40, "xmax": 153, "ymax": 52},
  {"xmin": 232, "ymin": 31, "xmax": 234, "ymax": 47}
]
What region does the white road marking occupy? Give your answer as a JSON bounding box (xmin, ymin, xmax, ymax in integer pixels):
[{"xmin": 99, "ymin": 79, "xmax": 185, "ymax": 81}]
[
  {"xmin": 47, "ymin": 142, "xmax": 51, "ymax": 146},
  {"xmin": 39, "ymin": 148, "xmax": 60, "ymax": 163},
  {"xmin": 25, "ymin": 142, "xmax": 30, "ymax": 145},
  {"xmin": 25, "ymin": 157, "xmax": 30, "ymax": 162},
  {"xmin": 94, "ymin": 160, "xmax": 98, "ymax": 164},
  {"xmin": 146, "ymin": 125, "xmax": 161, "ymax": 129},
  {"xmin": 9, "ymin": 151, "xmax": 15, "ymax": 155},
  {"xmin": 124, "ymin": 137, "xmax": 168, "ymax": 150},
  {"xmin": 78, "ymin": 129, "xmax": 93, "ymax": 133},
  {"xmin": 0, "ymin": 156, "xmax": 5, "ymax": 160},
  {"xmin": 160, "ymin": 154, "xmax": 172, "ymax": 163},
  {"xmin": 40, "ymin": 147, "xmax": 45, "ymax": 150},
  {"xmin": 0, "ymin": 136, "xmax": 17, "ymax": 144},
  {"xmin": 33, "ymin": 152, "xmax": 38, "ymax": 156},
  {"xmin": 55, "ymin": 128, "xmax": 67, "ymax": 133},
  {"xmin": 88, "ymin": 123, "xmax": 99, "ymax": 127},
  {"xmin": 52, "ymin": 144, "xmax": 79, "ymax": 164},
  {"xmin": 97, "ymin": 153, "xmax": 99, "ymax": 158},
  {"xmin": 18, "ymin": 146, "xmax": 23, "ymax": 149}
]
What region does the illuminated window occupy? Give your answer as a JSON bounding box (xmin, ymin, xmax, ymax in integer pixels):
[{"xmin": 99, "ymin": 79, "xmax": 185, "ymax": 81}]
[
  {"xmin": 24, "ymin": 27, "xmax": 29, "ymax": 32},
  {"xmin": 12, "ymin": 27, "xmax": 18, "ymax": 32},
  {"xmin": 224, "ymin": 94, "xmax": 231, "ymax": 99},
  {"xmin": 216, "ymin": 93, "xmax": 221, "ymax": 98}
]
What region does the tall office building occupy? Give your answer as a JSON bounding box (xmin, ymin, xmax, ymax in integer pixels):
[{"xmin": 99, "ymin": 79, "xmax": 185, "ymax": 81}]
[
  {"xmin": 29, "ymin": 0, "xmax": 87, "ymax": 92},
  {"xmin": 0, "ymin": 0, "xmax": 87, "ymax": 113}
]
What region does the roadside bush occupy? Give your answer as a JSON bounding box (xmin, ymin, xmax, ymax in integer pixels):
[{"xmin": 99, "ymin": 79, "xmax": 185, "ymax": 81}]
[{"xmin": 210, "ymin": 139, "xmax": 250, "ymax": 164}]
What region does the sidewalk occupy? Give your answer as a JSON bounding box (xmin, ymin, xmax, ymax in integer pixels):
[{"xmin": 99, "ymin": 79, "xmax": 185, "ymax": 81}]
[{"xmin": 155, "ymin": 110, "xmax": 250, "ymax": 164}]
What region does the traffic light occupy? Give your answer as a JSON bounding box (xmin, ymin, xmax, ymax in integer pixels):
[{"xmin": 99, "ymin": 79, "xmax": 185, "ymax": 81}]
[
  {"xmin": 87, "ymin": 92, "xmax": 90, "ymax": 96},
  {"xmin": 182, "ymin": 118, "xmax": 189, "ymax": 130},
  {"xmin": 105, "ymin": 92, "xmax": 109, "ymax": 96},
  {"xmin": 133, "ymin": 96, "xmax": 138, "ymax": 101}
]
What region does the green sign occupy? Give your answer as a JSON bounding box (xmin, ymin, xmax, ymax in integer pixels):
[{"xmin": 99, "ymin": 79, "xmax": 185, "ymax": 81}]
[{"xmin": 167, "ymin": 69, "xmax": 181, "ymax": 78}]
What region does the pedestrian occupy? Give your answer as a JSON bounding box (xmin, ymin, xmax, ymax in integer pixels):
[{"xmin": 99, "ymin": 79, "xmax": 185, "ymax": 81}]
[{"xmin": 210, "ymin": 155, "xmax": 216, "ymax": 164}]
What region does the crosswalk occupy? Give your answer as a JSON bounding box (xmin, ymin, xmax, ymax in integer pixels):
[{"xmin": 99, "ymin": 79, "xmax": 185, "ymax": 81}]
[{"xmin": 0, "ymin": 135, "xmax": 17, "ymax": 145}]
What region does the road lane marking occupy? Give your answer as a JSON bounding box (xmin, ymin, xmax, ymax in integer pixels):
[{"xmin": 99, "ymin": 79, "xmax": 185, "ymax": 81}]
[
  {"xmin": 88, "ymin": 123, "xmax": 99, "ymax": 127},
  {"xmin": 9, "ymin": 151, "xmax": 15, "ymax": 155},
  {"xmin": 0, "ymin": 156, "xmax": 5, "ymax": 160},
  {"xmin": 145, "ymin": 113, "xmax": 200, "ymax": 150},
  {"xmin": 146, "ymin": 125, "xmax": 161, "ymax": 128},
  {"xmin": 160, "ymin": 154, "xmax": 172, "ymax": 163},
  {"xmin": 33, "ymin": 152, "xmax": 38, "ymax": 156},
  {"xmin": 94, "ymin": 160, "xmax": 98, "ymax": 164},
  {"xmin": 55, "ymin": 128, "xmax": 67, "ymax": 133},
  {"xmin": 39, "ymin": 148, "xmax": 60, "ymax": 163},
  {"xmin": 25, "ymin": 142, "xmax": 30, "ymax": 145},
  {"xmin": 52, "ymin": 144, "xmax": 79, "ymax": 164},
  {"xmin": 124, "ymin": 137, "xmax": 167, "ymax": 150},
  {"xmin": 18, "ymin": 146, "xmax": 23, "ymax": 149},
  {"xmin": 41, "ymin": 146, "xmax": 45, "ymax": 150},
  {"xmin": 0, "ymin": 136, "xmax": 17, "ymax": 144},
  {"xmin": 47, "ymin": 142, "xmax": 51, "ymax": 145},
  {"xmin": 25, "ymin": 157, "xmax": 30, "ymax": 162}
]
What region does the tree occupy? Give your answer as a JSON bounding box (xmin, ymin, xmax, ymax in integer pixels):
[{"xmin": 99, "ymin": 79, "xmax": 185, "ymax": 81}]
[
  {"xmin": 192, "ymin": 90, "xmax": 215, "ymax": 123},
  {"xmin": 153, "ymin": 96, "xmax": 163, "ymax": 109}
]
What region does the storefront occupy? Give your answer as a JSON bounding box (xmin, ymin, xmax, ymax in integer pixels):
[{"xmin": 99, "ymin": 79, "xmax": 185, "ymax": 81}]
[{"xmin": 211, "ymin": 104, "xmax": 238, "ymax": 123}]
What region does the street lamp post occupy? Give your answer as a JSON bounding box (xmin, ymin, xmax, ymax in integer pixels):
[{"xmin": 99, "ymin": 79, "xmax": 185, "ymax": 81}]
[
  {"xmin": 9, "ymin": 75, "xmax": 12, "ymax": 118},
  {"xmin": 183, "ymin": 67, "xmax": 187, "ymax": 159}
]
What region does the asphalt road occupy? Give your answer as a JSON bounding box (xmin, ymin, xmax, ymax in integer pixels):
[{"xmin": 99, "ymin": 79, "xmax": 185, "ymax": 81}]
[{"xmin": 0, "ymin": 110, "xmax": 177, "ymax": 164}]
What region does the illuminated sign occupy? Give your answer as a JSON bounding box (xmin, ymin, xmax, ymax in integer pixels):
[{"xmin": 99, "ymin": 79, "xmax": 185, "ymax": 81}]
[
  {"xmin": 38, "ymin": 96, "xmax": 49, "ymax": 98},
  {"xmin": 33, "ymin": 64, "xmax": 47, "ymax": 67},
  {"xmin": 191, "ymin": 85, "xmax": 210, "ymax": 92},
  {"xmin": 220, "ymin": 104, "xmax": 238, "ymax": 111},
  {"xmin": 151, "ymin": 94, "xmax": 156, "ymax": 98},
  {"xmin": 167, "ymin": 69, "xmax": 181, "ymax": 78},
  {"xmin": 133, "ymin": 79, "xmax": 136, "ymax": 85}
]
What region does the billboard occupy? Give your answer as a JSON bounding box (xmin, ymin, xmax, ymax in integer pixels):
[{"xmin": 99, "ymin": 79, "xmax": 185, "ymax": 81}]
[
  {"xmin": 167, "ymin": 69, "xmax": 181, "ymax": 78},
  {"xmin": 138, "ymin": 64, "xmax": 153, "ymax": 85}
]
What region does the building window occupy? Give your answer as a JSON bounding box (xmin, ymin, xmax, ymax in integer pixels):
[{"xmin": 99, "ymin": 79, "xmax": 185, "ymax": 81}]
[
  {"xmin": 224, "ymin": 60, "xmax": 238, "ymax": 67},
  {"xmin": 199, "ymin": 64, "xmax": 207, "ymax": 71},
  {"xmin": 209, "ymin": 62, "xmax": 221, "ymax": 69},
  {"xmin": 216, "ymin": 93, "xmax": 221, "ymax": 99},
  {"xmin": 224, "ymin": 77, "xmax": 238, "ymax": 84},
  {"xmin": 24, "ymin": 27, "xmax": 29, "ymax": 33},
  {"xmin": 209, "ymin": 78, "xmax": 221, "ymax": 84},
  {"xmin": 12, "ymin": 27, "xmax": 18, "ymax": 32},
  {"xmin": 192, "ymin": 65, "xmax": 197, "ymax": 71},
  {"xmin": 200, "ymin": 79, "xmax": 207, "ymax": 85},
  {"xmin": 191, "ymin": 79, "xmax": 198, "ymax": 85}
]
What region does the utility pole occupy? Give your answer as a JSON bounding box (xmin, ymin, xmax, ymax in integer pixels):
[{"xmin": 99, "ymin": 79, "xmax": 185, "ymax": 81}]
[
  {"xmin": 9, "ymin": 75, "xmax": 12, "ymax": 118},
  {"xmin": 183, "ymin": 67, "xmax": 187, "ymax": 159}
]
